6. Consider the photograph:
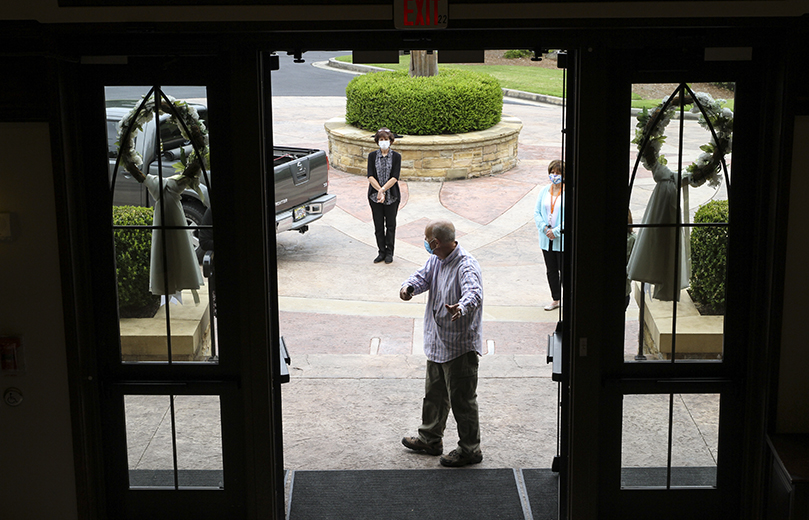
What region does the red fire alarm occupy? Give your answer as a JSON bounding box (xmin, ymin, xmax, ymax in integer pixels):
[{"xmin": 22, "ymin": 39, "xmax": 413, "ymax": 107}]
[{"xmin": 0, "ymin": 337, "xmax": 23, "ymax": 375}]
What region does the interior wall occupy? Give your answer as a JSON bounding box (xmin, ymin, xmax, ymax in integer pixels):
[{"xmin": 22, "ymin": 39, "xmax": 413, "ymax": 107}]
[
  {"xmin": 776, "ymin": 115, "xmax": 809, "ymax": 433},
  {"xmin": 0, "ymin": 123, "xmax": 78, "ymax": 520}
]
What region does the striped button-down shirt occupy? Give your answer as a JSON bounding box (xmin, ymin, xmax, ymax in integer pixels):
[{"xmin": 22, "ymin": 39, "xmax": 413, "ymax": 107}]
[{"xmin": 404, "ymin": 244, "xmax": 483, "ymax": 363}]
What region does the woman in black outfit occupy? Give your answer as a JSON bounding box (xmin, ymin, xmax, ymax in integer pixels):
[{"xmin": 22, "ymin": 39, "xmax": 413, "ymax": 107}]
[{"xmin": 367, "ymin": 128, "xmax": 402, "ymax": 263}]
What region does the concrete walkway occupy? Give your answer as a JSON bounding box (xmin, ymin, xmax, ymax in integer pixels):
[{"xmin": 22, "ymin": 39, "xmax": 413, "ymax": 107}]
[
  {"xmin": 124, "ymin": 86, "xmax": 725, "ymax": 481},
  {"xmin": 272, "ymin": 95, "xmax": 566, "ymax": 471},
  {"xmin": 270, "ymin": 93, "xmax": 723, "ymax": 473}
]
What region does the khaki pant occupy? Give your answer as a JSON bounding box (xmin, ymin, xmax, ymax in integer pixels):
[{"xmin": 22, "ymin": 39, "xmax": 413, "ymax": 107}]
[{"xmin": 418, "ymin": 351, "xmax": 481, "ymax": 455}]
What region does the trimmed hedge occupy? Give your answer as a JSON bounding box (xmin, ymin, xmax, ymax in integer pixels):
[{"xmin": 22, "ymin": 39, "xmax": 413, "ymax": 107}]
[
  {"xmin": 113, "ymin": 206, "xmax": 160, "ymax": 318},
  {"xmin": 345, "ymin": 69, "xmax": 502, "ymax": 135},
  {"xmin": 711, "ymin": 82, "xmax": 735, "ymax": 92},
  {"xmin": 689, "ymin": 200, "xmax": 729, "ymax": 315},
  {"xmin": 503, "ymin": 49, "xmax": 532, "ymax": 59}
]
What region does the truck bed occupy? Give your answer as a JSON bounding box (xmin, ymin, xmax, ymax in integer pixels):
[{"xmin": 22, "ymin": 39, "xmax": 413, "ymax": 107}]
[{"xmin": 272, "ymin": 146, "xmax": 330, "ymax": 217}]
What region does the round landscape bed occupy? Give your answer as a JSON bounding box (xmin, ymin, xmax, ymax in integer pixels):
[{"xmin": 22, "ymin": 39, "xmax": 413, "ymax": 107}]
[{"xmin": 324, "ymin": 116, "xmax": 523, "ymax": 181}]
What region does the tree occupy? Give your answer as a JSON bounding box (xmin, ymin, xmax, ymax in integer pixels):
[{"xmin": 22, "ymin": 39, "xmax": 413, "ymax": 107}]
[{"xmin": 409, "ymin": 50, "xmax": 438, "ymax": 77}]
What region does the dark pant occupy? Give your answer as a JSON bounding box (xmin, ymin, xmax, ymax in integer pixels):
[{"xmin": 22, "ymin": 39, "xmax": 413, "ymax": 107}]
[
  {"xmin": 418, "ymin": 351, "xmax": 481, "ymax": 455},
  {"xmin": 370, "ymin": 200, "xmax": 399, "ymax": 256},
  {"xmin": 542, "ymin": 247, "xmax": 563, "ymax": 301}
]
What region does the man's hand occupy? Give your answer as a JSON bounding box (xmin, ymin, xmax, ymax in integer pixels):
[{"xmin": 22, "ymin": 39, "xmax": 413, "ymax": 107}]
[
  {"xmin": 445, "ymin": 303, "xmax": 462, "ymax": 321},
  {"xmin": 400, "ymin": 286, "xmax": 413, "ymax": 301}
]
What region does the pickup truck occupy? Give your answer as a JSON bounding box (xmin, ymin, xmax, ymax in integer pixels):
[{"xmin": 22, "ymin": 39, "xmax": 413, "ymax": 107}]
[{"xmin": 107, "ymin": 101, "xmax": 337, "ymax": 238}]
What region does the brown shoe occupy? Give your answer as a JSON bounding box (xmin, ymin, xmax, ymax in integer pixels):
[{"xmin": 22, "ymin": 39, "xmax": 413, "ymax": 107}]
[
  {"xmin": 439, "ymin": 449, "xmax": 483, "ymax": 467},
  {"xmin": 402, "ymin": 436, "xmax": 443, "ymax": 456}
]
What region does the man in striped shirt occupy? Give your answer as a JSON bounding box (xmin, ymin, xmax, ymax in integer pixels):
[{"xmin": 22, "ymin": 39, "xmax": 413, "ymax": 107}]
[{"xmin": 399, "ymin": 219, "xmax": 484, "ymax": 467}]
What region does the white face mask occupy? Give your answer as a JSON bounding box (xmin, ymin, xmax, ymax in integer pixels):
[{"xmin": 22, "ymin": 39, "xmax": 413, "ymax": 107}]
[{"xmin": 379, "ymin": 140, "xmax": 390, "ymax": 150}]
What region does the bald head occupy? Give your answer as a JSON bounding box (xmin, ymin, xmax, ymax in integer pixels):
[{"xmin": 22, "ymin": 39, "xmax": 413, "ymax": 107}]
[
  {"xmin": 427, "ymin": 220, "xmax": 455, "ymax": 243},
  {"xmin": 425, "ymin": 220, "xmax": 457, "ymax": 259}
]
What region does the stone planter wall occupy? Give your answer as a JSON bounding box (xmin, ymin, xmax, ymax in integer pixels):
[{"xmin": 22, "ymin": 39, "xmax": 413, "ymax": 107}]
[
  {"xmin": 120, "ymin": 290, "xmax": 211, "ymax": 362},
  {"xmin": 324, "ymin": 116, "xmax": 523, "ymax": 180},
  {"xmin": 634, "ymin": 283, "xmax": 724, "ymax": 360}
]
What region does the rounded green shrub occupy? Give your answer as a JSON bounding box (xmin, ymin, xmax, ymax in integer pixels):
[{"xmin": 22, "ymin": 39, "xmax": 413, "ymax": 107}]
[
  {"xmin": 503, "ymin": 49, "xmax": 532, "ymax": 59},
  {"xmin": 689, "ymin": 199, "xmax": 729, "ymax": 315},
  {"xmin": 711, "ymin": 82, "xmax": 735, "ymax": 92},
  {"xmin": 113, "ymin": 206, "xmax": 160, "ymax": 318},
  {"xmin": 345, "ymin": 69, "xmax": 502, "ymax": 135}
]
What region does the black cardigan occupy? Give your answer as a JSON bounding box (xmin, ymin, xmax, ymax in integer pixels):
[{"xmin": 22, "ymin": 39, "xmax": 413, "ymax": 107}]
[{"xmin": 366, "ymin": 149, "xmax": 402, "ymax": 203}]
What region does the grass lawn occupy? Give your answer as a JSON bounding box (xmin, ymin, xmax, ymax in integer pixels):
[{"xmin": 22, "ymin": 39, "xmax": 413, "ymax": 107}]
[
  {"xmin": 335, "ymin": 54, "xmax": 565, "ymax": 99},
  {"xmin": 335, "ymin": 55, "xmax": 735, "ymax": 111}
]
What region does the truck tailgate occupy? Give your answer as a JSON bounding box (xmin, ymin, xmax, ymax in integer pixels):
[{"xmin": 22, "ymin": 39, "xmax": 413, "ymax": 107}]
[{"xmin": 273, "ymin": 147, "xmax": 329, "ymax": 214}]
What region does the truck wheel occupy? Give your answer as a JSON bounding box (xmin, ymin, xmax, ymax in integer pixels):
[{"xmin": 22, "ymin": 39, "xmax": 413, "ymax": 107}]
[{"xmin": 182, "ymin": 199, "xmax": 206, "ymax": 264}]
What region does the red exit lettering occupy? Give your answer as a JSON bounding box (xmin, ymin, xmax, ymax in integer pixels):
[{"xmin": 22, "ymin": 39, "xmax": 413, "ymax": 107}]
[
  {"xmin": 396, "ymin": 0, "xmax": 446, "ymax": 30},
  {"xmin": 403, "ymin": 0, "xmax": 441, "ymax": 27},
  {"xmin": 403, "ymin": 0, "xmax": 413, "ymax": 25}
]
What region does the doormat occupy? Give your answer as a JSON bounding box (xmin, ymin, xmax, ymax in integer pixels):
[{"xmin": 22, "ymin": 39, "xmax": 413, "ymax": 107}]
[
  {"xmin": 287, "ymin": 468, "xmax": 528, "ymax": 520},
  {"xmin": 128, "ymin": 469, "xmax": 223, "ymax": 488},
  {"xmin": 521, "ymin": 469, "xmax": 558, "ymax": 520},
  {"xmin": 621, "ymin": 466, "xmax": 717, "ymax": 487}
]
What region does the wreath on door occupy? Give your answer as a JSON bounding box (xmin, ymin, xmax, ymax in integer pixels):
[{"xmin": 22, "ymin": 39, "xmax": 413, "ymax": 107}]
[
  {"xmin": 632, "ymin": 88, "xmax": 733, "ymax": 188},
  {"xmin": 116, "ymin": 93, "xmax": 209, "ymax": 201},
  {"xmin": 114, "ymin": 92, "xmax": 210, "ymax": 303}
]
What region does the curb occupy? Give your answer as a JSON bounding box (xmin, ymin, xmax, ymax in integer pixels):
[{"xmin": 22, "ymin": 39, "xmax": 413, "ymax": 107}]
[
  {"xmin": 326, "ymin": 57, "xmax": 391, "ymax": 75},
  {"xmin": 501, "ymin": 88, "xmax": 565, "ymax": 107},
  {"xmin": 630, "ymin": 107, "xmax": 700, "ymax": 121}
]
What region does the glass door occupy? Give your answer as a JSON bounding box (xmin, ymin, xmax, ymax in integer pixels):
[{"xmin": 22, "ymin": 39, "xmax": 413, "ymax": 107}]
[
  {"xmin": 620, "ymin": 80, "xmax": 732, "ymax": 490},
  {"xmin": 589, "ymin": 52, "xmax": 759, "ymax": 517},
  {"xmin": 74, "ymin": 53, "xmax": 283, "ymax": 518},
  {"xmin": 104, "ymin": 81, "xmax": 240, "ymax": 516}
]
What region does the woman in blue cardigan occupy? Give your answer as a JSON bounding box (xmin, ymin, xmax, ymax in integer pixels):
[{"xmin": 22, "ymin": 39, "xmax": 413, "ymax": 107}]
[
  {"xmin": 367, "ymin": 128, "xmax": 402, "ymax": 263},
  {"xmin": 534, "ymin": 160, "xmax": 565, "ymax": 310}
]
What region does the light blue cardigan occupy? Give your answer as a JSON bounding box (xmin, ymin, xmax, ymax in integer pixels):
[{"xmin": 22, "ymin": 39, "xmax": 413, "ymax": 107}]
[{"xmin": 534, "ymin": 184, "xmax": 565, "ymax": 252}]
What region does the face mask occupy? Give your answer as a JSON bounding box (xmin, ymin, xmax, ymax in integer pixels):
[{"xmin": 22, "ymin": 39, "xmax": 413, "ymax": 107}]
[
  {"xmin": 424, "ymin": 239, "xmax": 434, "ymax": 255},
  {"xmin": 549, "ymin": 174, "xmax": 562, "ymax": 185},
  {"xmin": 379, "ymin": 140, "xmax": 390, "ymax": 150}
]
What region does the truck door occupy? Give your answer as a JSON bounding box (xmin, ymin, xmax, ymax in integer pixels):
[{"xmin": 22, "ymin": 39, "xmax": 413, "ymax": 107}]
[{"xmin": 108, "ymin": 113, "xmax": 148, "ymax": 207}]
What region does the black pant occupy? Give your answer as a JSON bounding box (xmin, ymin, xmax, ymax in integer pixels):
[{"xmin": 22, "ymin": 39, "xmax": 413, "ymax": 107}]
[
  {"xmin": 370, "ymin": 200, "xmax": 399, "ymax": 256},
  {"xmin": 542, "ymin": 247, "xmax": 563, "ymax": 301}
]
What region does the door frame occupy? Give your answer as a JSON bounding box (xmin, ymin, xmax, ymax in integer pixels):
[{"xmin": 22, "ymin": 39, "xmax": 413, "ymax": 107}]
[
  {"xmin": 63, "ymin": 48, "xmax": 284, "ymax": 519},
  {"xmin": 565, "ymin": 39, "xmax": 777, "ymax": 518},
  {"xmin": 55, "ymin": 26, "xmax": 787, "ymax": 520}
]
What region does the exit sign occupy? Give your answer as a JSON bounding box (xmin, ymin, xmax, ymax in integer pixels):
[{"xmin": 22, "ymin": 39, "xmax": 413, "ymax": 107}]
[{"xmin": 394, "ymin": 0, "xmax": 448, "ymax": 29}]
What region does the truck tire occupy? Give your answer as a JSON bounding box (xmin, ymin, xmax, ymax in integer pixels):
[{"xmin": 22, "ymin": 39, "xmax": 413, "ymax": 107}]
[{"xmin": 182, "ymin": 199, "xmax": 206, "ymax": 264}]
